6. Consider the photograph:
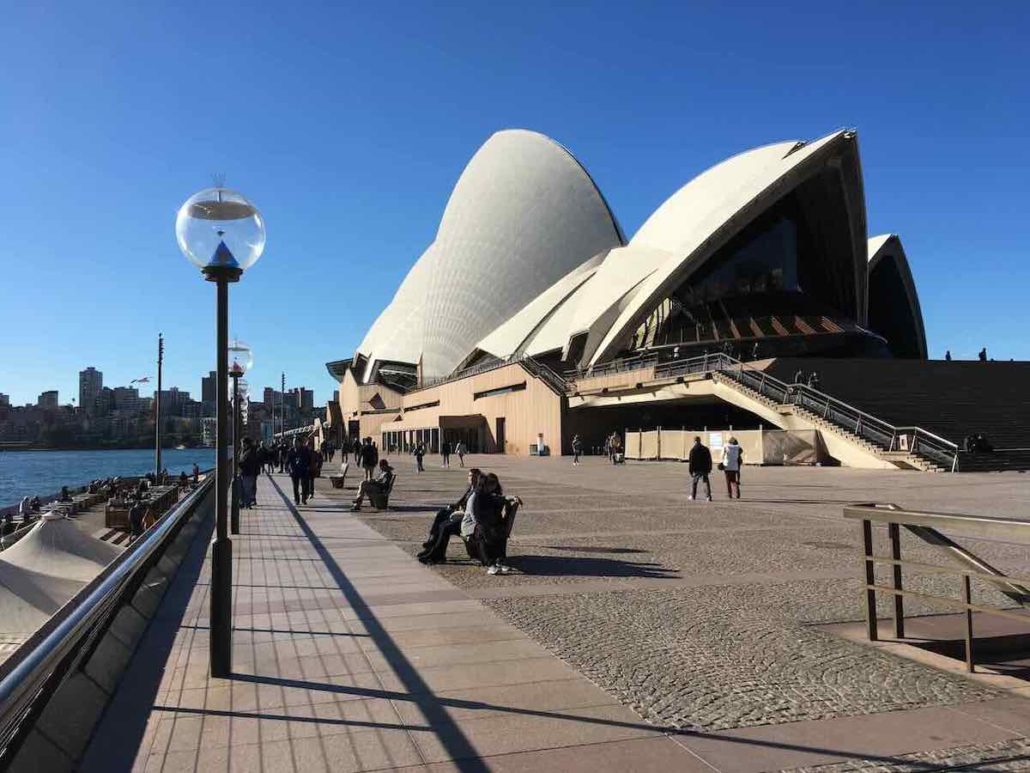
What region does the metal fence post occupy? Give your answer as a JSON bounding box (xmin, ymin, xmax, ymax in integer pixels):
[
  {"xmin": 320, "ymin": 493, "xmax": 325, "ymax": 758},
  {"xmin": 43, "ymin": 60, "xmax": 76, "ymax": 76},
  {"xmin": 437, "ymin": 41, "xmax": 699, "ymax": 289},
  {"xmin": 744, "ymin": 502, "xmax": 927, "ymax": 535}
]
[
  {"xmin": 962, "ymin": 574, "xmax": 974, "ymax": 672},
  {"xmin": 862, "ymin": 519, "xmax": 878, "ymax": 641},
  {"xmin": 888, "ymin": 523, "xmax": 904, "ymax": 639}
]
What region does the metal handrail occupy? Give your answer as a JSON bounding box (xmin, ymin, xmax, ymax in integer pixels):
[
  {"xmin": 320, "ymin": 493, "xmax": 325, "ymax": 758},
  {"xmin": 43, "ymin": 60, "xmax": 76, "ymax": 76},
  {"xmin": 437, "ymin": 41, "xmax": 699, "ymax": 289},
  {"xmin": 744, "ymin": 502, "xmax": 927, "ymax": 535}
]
[
  {"xmin": 845, "ymin": 502, "xmax": 1030, "ymax": 672},
  {"xmin": 561, "ymin": 351, "xmax": 959, "ymax": 470},
  {"xmin": 0, "ymin": 476, "xmax": 214, "ymax": 764}
]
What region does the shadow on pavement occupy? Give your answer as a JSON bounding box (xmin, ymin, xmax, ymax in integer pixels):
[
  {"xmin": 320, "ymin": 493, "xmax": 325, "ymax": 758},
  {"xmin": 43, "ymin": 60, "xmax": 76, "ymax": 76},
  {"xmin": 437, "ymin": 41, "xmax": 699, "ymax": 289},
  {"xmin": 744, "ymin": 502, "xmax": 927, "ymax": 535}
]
[{"xmin": 509, "ymin": 554, "xmax": 677, "ymax": 579}]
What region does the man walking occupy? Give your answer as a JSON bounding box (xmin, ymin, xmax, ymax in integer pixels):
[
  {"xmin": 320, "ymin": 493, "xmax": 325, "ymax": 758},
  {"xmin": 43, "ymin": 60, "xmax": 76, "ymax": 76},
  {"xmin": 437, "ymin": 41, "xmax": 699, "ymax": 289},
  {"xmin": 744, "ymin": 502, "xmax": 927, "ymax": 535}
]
[
  {"xmin": 455, "ymin": 440, "xmax": 465, "ymax": 467},
  {"xmin": 238, "ymin": 437, "xmax": 261, "ymax": 509},
  {"xmin": 687, "ymin": 436, "xmax": 713, "ymax": 501},
  {"xmin": 441, "ymin": 439, "xmax": 451, "ymax": 468},
  {"xmin": 571, "ymin": 434, "xmax": 583, "ymax": 465},
  {"xmin": 360, "ymin": 437, "xmax": 378, "ymax": 481},
  {"xmin": 286, "ymin": 437, "xmax": 312, "ymax": 505}
]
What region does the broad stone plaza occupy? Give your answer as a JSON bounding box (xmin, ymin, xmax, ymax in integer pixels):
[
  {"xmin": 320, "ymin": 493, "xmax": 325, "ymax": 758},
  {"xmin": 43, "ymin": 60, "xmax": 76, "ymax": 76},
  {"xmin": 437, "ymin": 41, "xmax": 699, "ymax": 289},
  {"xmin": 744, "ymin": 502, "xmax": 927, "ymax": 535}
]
[{"xmin": 89, "ymin": 460, "xmax": 1030, "ymax": 772}]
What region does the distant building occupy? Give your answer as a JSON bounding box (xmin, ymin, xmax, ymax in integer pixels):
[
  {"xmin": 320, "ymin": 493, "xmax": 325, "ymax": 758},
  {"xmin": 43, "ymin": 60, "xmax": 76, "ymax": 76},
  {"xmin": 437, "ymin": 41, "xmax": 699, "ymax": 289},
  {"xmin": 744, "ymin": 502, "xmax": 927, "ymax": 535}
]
[
  {"xmin": 201, "ymin": 371, "xmax": 216, "ymax": 403},
  {"xmin": 299, "ymin": 388, "xmax": 314, "ymax": 412},
  {"xmin": 0, "ymin": 393, "xmax": 9, "ymax": 407},
  {"xmin": 79, "ymin": 367, "xmax": 103, "ymax": 414},
  {"xmin": 37, "ymin": 391, "xmax": 58, "ymax": 409},
  {"xmin": 93, "ymin": 387, "xmax": 115, "ymax": 416},
  {"xmin": 157, "ymin": 388, "xmax": 191, "ymax": 416},
  {"xmin": 113, "ymin": 386, "xmax": 146, "ymax": 414}
]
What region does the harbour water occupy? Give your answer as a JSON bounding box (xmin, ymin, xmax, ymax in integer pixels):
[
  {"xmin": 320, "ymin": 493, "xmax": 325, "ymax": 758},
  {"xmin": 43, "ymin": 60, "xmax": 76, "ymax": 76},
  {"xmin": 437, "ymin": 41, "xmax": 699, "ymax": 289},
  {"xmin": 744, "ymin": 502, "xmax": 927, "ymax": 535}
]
[{"xmin": 0, "ymin": 448, "xmax": 216, "ymax": 507}]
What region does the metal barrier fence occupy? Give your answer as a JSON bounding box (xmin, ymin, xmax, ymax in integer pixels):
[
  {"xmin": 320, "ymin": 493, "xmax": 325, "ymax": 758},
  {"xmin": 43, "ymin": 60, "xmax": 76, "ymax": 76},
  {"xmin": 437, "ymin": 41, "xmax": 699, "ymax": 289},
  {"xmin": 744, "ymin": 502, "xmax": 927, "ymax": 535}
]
[
  {"xmin": 0, "ymin": 476, "xmax": 215, "ymax": 770},
  {"xmin": 844, "ymin": 502, "xmax": 1030, "ymax": 672}
]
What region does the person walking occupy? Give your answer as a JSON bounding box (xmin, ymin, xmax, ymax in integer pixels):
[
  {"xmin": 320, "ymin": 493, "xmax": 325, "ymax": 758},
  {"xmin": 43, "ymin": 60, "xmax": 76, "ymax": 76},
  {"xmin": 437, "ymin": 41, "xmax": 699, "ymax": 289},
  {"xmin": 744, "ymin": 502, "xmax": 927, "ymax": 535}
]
[
  {"xmin": 978, "ymin": 347, "xmax": 988, "ymax": 362},
  {"xmin": 238, "ymin": 437, "xmax": 261, "ymax": 509},
  {"xmin": 945, "ymin": 350, "xmax": 952, "ymax": 361},
  {"xmin": 687, "ymin": 436, "xmax": 713, "ymax": 501},
  {"xmin": 441, "ymin": 439, "xmax": 451, "ymax": 468},
  {"xmin": 360, "ymin": 437, "xmax": 379, "ymax": 481},
  {"xmin": 720, "ymin": 437, "xmax": 743, "ymax": 499},
  {"xmin": 286, "ymin": 437, "xmax": 312, "ymax": 505},
  {"xmin": 571, "ymin": 434, "xmax": 583, "ymax": 465},
  {"xmin": 455, "ymin": 440, "xmax": 466, "ymax": 467},
  {"xmin": 306, "ymin": 438, "xmax": 321, "ymax": 500},
  {"xmin": 414, "ymin": 442, "xmax": 425, "ymax": 473}
]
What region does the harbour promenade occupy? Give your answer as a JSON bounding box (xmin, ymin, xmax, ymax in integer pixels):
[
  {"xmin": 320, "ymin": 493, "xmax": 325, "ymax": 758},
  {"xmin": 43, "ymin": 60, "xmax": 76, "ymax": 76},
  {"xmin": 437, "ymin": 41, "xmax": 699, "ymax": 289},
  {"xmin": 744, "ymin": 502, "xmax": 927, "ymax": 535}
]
[{"xmin": 81, "ymin": 460, "xmax": 1030, "ymax": 771}]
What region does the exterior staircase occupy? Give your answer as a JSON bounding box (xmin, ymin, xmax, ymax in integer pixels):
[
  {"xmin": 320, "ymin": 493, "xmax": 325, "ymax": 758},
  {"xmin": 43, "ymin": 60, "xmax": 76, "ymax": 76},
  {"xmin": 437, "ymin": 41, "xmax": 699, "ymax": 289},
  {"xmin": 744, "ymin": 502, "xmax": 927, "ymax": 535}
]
[{"xmin": 712, "ymin": 372, "xmax": 947, "ymax": 471}]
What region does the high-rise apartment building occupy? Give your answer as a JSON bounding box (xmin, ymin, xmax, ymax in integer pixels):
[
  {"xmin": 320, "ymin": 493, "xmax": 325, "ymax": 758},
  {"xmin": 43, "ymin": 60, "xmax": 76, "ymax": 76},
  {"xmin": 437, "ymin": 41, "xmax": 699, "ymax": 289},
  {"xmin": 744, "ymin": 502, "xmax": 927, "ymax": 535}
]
[
  {"xmin": 201, "ymin": 371, "xmax": 217, "ymax": 403},
  {"xmin": 37, "ymin": 390, "xmax": 58, "ymax": 408},
  {"xmin": 79, "ymin": 367, "xmax": 103, "ymax": 413}
]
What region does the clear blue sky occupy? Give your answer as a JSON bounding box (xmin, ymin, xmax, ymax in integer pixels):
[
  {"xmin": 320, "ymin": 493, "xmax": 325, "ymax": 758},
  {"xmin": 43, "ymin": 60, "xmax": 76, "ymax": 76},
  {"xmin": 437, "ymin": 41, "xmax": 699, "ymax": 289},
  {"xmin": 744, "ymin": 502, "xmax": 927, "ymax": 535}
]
[{"xmin": 1, "ymin": 1, "xmax": 1027, "ymax": 406}]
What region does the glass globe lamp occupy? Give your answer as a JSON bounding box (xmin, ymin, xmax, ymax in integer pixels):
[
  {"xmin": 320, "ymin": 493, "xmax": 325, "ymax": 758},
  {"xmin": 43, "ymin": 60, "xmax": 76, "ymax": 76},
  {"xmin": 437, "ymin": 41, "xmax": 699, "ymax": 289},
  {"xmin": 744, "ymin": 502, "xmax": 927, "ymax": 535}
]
[
  {"xmin": 228, "ymin": 340, "xmax": 253, "ymax": 377},
  {"xmin": 176, "ymin": 187, "xmax": 265, "ymax": 281}
]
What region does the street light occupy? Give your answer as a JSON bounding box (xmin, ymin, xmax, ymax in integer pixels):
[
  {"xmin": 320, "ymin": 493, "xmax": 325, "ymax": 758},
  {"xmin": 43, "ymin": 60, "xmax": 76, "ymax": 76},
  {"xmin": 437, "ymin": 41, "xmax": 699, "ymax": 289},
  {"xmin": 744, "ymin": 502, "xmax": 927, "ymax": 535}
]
[
  {"xmin": 228, "ymin": 340, "xmax": 252, "ymax": 536},
  {"xmin": 176, "ymin": 187, "xmax": 265, "ymax": 678}
]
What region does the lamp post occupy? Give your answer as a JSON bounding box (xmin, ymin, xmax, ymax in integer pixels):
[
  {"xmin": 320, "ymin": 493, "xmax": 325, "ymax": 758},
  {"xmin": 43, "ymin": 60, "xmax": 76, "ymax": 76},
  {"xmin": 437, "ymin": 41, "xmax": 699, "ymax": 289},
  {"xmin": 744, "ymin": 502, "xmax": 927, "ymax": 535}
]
[
  {"xmin": 155, "ymin": 333, "xmax": 164, "ymax": 478},
  {"xmin": 228, "ymin": 341, "xmax": 253, "ymax": 536},
  {"xmin": 176, "ymin": 187, "xmax": 265, "ymax": 678}
]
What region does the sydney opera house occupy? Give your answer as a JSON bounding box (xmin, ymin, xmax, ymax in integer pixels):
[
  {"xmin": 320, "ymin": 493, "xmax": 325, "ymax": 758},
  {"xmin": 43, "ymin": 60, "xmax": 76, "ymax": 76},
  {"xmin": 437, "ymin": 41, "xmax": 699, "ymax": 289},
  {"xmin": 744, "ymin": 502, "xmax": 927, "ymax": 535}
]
[{"xmin": 325, "ymin": 129, "xmax": 1028, "ymax": 470}]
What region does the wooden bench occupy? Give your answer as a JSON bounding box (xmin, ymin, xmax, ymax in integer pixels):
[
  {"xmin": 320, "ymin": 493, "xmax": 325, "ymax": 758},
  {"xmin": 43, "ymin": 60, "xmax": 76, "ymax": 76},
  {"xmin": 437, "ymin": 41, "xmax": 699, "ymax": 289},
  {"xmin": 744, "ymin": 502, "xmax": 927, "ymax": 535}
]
[
  {"xmin": 369, "ymin": 474, "xmax": 397, "ymax": 511},
  {"xmin": 329, "ymin": 462, "xmax": 349, "ymax": 489}
]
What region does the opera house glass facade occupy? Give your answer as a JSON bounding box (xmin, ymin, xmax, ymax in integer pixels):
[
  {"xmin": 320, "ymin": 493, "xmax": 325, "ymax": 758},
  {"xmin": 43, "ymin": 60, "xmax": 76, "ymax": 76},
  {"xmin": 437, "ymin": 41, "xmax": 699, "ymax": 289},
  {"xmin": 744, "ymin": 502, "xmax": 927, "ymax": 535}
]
[{"xmin": 327, "ymin": 127, "xmax": 931, "ymax": 458}]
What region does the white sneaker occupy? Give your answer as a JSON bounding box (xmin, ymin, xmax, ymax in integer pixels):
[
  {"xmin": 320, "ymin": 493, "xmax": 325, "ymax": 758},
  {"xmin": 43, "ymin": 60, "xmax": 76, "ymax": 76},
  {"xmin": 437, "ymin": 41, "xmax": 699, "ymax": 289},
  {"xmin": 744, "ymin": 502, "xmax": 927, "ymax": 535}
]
[
  {"xmin": 688, "ymin": 495, "xmax": 694, "ymax": 501},
  {"xmin": 499, "ymin": 564, "xmax": 512, "ymax": 574},
  {"xmin": 487, "ymin": 565, "xmax": 500, "ymax": 575}
]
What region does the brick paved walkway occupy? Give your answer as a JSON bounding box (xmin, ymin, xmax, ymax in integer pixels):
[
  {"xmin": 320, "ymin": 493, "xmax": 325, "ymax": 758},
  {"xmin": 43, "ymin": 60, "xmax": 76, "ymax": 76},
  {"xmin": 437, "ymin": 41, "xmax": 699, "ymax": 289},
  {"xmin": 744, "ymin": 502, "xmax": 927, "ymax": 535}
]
[{"xmin": 81, "ymin": 464, "xmax": 1030, "ymax": 771}]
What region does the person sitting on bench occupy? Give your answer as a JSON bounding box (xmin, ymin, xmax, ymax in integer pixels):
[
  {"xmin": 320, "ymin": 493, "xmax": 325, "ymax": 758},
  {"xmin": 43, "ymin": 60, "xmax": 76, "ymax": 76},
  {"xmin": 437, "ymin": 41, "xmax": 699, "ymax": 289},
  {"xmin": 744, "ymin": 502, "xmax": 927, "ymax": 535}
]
[
  {"xmin": 463, "ymin": 473, "xmax": 522, "ymax": 575},
  {"xmin": 418, "ymin": 468, "xmax": 481, "ymax": 564},
  {"xmin": 350, "ymin": 459, "xmax": 395, "ymax": 511}
]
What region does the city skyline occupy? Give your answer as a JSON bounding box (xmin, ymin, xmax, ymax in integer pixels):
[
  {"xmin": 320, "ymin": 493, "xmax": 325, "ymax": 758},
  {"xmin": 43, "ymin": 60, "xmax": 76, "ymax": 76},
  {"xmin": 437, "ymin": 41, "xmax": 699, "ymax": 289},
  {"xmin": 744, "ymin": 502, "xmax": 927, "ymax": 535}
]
[
  {"xmin": 1, "ymin": 361, "xmax": 316, "ymax": 412},
  {"xmin": 2, "ymin": 3, "xmax": 1028, "ymax": 406}
]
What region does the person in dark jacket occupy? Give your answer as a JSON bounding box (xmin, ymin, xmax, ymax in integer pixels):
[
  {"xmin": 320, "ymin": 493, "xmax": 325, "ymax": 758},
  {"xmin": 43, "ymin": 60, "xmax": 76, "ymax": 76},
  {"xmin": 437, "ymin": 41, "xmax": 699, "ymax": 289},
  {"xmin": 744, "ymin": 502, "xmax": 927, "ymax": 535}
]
[
  {"xmin": 687, "ymin": 436, "xmax": 713, "ymax": 501},
  {"xmin": 286, "ymin": 437, "xmax": 312, "ymax": 505},
  {"xmin": 350, "ymin": 460, "xmax": 395, "ymax": 511},
  {"xmin": 571, "ymin": 435, "xmax": 583, "ymax": 465},
  {"xmin": 468, "ymin": 473, "xmax": 522, "ymax": 575},
  {"xmin": 238, "ymin": 437, "xmax": 262, "ymax": 508},
  {"xmin": 441, "ymin": 440, "xmax": 451, "ymax": 468},
  {"xmin": 418, "ymin": 468, "xmax": 482, "ymax": 564},
  {"xmin": 359, "ymin": 438, "xmax": 379, "ymax": 481},
  {"xmin": 413, "ymin": 442, "xmax": 425, "ymax": 473},
  {"xmin": 129, "ymin": 497, "xmax": 147, "ymax": 540},
  {"xmin": 306, "ymin": 438, "xmax": 321, "ymax": 500}
]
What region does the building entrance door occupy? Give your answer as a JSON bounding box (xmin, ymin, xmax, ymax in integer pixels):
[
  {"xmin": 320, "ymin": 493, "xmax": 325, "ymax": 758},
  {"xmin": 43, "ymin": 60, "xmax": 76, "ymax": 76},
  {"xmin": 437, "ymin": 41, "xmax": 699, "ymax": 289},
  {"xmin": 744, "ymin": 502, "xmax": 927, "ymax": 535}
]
[{"xmin": 495, "ymin": 417, "xmax": 506, "ymax": 454}]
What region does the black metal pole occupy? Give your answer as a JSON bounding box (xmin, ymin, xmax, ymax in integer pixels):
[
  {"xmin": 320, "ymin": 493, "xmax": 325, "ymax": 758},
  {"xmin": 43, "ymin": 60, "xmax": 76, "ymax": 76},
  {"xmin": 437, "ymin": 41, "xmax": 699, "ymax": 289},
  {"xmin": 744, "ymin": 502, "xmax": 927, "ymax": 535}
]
[
  {"xmin": 210, "ymin": 277, "xmax": 232, "ymax": 677},
  {"xmin": 155, "ymin": 334, "xmax": 163, "ymax": 478},
  {"xmin": 230, "ymin": 374, "xmax": 240, "ymax": 535},
  {"xmin": 281, "ymin": 371, "xmax": 285, "ymax": 437}
]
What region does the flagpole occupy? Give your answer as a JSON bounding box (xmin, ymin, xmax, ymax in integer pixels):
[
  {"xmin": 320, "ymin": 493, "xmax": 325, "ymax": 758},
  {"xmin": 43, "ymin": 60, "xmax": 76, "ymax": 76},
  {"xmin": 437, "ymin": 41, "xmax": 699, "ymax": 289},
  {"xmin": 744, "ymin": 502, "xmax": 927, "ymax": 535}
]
[{"xmin": 155, "ymin": 334, "xmax": 164, "ymax": 479}]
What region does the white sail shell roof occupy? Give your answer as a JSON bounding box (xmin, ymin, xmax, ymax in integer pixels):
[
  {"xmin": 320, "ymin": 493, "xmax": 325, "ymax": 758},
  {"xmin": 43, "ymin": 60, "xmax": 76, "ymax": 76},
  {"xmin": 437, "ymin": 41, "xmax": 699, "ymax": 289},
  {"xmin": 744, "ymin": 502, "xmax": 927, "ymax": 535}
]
[
  {"xmin": 357, "ymin": 129, "xmax": 624, "ymax": 380},
  {"xmin": 586, "ymin": 130, "xmax": 858, "ymax": 365}
]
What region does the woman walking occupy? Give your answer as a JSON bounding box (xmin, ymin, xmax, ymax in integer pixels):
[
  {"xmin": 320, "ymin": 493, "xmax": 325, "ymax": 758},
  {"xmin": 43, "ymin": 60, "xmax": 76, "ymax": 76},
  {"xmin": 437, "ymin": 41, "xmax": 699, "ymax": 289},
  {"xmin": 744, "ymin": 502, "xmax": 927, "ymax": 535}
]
[{"xmin": 721, "ymin": 437, "xmax": 743, "ymax": 499}]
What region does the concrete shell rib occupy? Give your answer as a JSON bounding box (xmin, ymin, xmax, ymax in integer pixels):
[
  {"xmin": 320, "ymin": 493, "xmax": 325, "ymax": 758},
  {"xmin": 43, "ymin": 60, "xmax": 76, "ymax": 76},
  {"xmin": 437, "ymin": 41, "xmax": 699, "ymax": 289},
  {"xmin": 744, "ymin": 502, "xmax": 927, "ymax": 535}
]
[
  {"xmin": 357, "ymin": 129, "xmax": 624, "ymax": 381},
  {"xmin": 474, "ymin": 254, "xmax": 605, "ymax": 361},
  {"xmin": 585, "ymin": 130, "xmax": 863, "ymax": 367},
  {"xmin": 867, "ymin": 234, "xmax": 928, "ymax": 359}
]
